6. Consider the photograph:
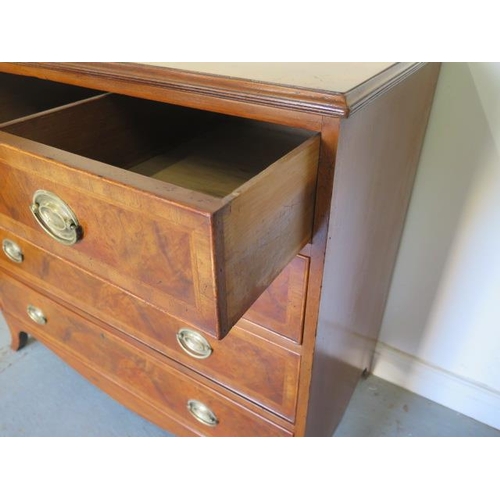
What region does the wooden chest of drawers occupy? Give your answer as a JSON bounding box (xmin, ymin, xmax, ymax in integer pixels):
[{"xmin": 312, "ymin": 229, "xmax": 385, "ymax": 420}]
[{"xmin": 0, "ymin": 63, "xmax": 440, "ymax": 436}]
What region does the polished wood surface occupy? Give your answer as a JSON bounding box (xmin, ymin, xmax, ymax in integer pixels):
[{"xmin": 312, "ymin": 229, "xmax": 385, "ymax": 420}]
[
  {"xmin": 0, "ymin": 151, "xmax": 218, "ymax": 333},
  {"xmin": 0, "ymin": 97, "xmax": 318, "ymax": 337},
  {"xmin": 0, "ymin": 62, "xmax": 424, "ymax": 118},
  {"xmin": 218, "ymin": 134, "xmax": 319, "ymax": 333},
  {"xmin": 294, "ymin": 116, "xmax": 341, "ymax": 436},
  {"xmin": 0, "ymin": 63, "xmax": 325, "ymax": 131},
  {"xmin": 244, "ymin": 255, "xmax": 309, "ymax": 343},
  {"xmin": 0, "ymin": 274, "xmax": 292, "ymax": 436},
  {"xmin": 0, "ymin": 63, "xmax": 440, "ymax": 436},
  {"xmin": 142, "ymin": 62, "xmax": 395, "ymax": 93},
  {"xmin": 0, "ymin": 225, "xmax": 301, "ymax": 420},
  {"xmin": 305, "ymin": 62, "xmax": 442, "ymax": 436}
]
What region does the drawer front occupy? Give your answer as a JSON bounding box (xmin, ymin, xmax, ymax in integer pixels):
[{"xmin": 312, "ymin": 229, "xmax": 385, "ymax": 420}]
[
  {"xmin": 0, "ymin": 274, "xmax": 292, "ymax": 437},
  {"xmin": 0, "ymin": 154, "xmax": 218, "ymax": 334},
  {"xmin": 0, "ymin": 226, "xmax": 300, "ymax": 421},
  {"xmin": 0, "ymin": 94, "xmax": 319, "ymax": 338},
  {"xmin": 243, "ymin": 254, "xmax": 309, "ymax": 343}
]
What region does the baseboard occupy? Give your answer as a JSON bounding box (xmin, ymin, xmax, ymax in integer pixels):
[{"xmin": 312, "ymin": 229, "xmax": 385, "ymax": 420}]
[{"xmin": 372, "ymin": 341, "xmax": 500, "ymax": 430}]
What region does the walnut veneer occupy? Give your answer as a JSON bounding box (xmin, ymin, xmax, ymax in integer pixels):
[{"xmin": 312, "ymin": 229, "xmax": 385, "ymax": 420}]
[{"xmin": 0, "ymin": 63, "xmax": 440, "ymax": 436}]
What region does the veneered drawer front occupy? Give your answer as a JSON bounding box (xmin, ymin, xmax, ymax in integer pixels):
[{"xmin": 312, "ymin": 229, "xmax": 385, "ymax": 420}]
[
  {"xmin": 0, "ymin": 226, "xmax": 300, "ymax": 421},
  {"xmin": 0, "ymin": 274, "xmax": 292, "ymax": 437},
  {"xmin": 0, "ymin": 94, "xmax": 320, "ymax": 339},
  {"xmin": 243, "ymin": 254, "xmax": 309, "ymax": 343}
]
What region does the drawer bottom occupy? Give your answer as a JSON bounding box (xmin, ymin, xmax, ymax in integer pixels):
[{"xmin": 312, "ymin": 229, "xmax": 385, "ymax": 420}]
[{"xmin": 0, "ymin": 275, "xmax": 292, "ymax": 437}]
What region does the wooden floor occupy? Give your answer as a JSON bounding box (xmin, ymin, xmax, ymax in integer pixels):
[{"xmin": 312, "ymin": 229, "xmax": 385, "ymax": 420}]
[{"xmin": 0, "ymin": 313, "xmax": 498, "ymax": 437}]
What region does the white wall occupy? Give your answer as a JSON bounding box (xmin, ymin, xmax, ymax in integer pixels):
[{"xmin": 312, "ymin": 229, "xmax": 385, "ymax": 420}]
[{"xmin": 374, "ymin": 62, "xmax": 500, "ymax": 429}]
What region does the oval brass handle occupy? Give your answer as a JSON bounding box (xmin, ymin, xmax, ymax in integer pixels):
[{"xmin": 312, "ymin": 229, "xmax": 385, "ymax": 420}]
[
  {"xmin": 2, "ymin": 239, "xmax": 24, "ymax": 263},
  {"xmin": 177, "ymin": 329, "xmax": 213, "ymax": 359},
  {"xmin": 187, "ymin": 400, "xmax": 219, "ymax": 427},
  {"xmin": 27, "ymin": 305, "xmax": 47, "ymax": 325},
  {"xmin": 30, "ymin": 190, "xmax": 82, "ymax": 246}
]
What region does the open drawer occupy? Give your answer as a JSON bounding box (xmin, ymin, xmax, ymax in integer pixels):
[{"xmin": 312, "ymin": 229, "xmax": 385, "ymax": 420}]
[
  {"xmin": 0, "ymin": 72, "xmax": 101, "ymax": 124},
  {"xmin": 0, "ymin": 93, "xmax": 320, "ymax": 338}
]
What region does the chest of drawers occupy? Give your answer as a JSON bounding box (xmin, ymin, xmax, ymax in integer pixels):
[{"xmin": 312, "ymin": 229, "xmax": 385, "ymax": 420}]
[{"xmin": 0, "ymin": 62, "xmax": 440, "ymax": 436}]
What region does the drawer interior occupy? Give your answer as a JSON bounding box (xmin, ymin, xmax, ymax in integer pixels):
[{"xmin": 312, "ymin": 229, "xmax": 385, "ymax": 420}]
[
  {"xmin": 0, "ymin": 73, "xmax": 101, "ymax": 124},
  {"xmin": 1, "ymin": 93, "xmax": 315, "ymax": 198}
]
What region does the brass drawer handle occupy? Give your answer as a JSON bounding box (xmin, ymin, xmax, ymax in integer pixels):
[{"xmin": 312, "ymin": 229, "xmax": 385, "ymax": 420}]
[
  {"xmin": 27, "ymin": 305, "xmax": 47, "ymax": 325},
  {"xmin": 30, "ymin": 190, "xmax": 82, "ymax": 246},
  {"xmin": 176, "ymin": 329, "xmax": 213, "ymax": 359},
  {"xmin": 2, "ymin": 239, "xmax": 24, "ymax": 263},
  {"xmin": 187, "ymin": 399, "xmax": 219, "ymax": 427}
]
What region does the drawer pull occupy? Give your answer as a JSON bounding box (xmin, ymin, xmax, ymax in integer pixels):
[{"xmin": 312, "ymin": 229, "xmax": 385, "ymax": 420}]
[
  {"xmin": 30, "ymin": 190, "xmax": 82, "ymax": 246},
  {"xmin": 2, "ymin": 239, "xmax": 24, "ymax": 263},
  {"xmin": 187, "ymin": 399, "xmax": 219, "ymax": 427},
  {"xmin": 27, "ymin": 305, "xmax": 47, "ymax": 325},
  {"xmin": 176, "ymin": 328, "xmax": 213, "ymax": 359}
]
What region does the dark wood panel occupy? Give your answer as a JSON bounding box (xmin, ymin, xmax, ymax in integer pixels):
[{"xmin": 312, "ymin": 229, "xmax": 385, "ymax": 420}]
[
  {"xmin": 0, "ymin": 63, "xmax": 324, "ymax": 131},
  {"xmin": 294, "ymin": 117, "xmax": 341, "ymax": 436},
  {"xmin": 0, "ymin": 72, "xmax": 100, "ymax": 124},
  {"xmin": 0, "ymin": 62, "xmax": 349, "ymax": 117},
  {"xmin": 0, "ymin": 62, "xmax": 426, "ymax": 119},
  {"xmin": 305, "ymin": 63, "xmax": 441, "ymax": 436},
  {"xmin": 2, "ymin": 94, "xmax": 219, "ymax": 169},
  {"xmin": 218, "ymin": 135, "xmax": 319, "ymax": 334},
  {"xmin": 244, "ymin": 255, "xmax": 309, "ymax": 343}
]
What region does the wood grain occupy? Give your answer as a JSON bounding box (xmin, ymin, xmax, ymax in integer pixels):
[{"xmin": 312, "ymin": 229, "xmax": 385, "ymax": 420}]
[
  {"xmin": 305, "ymin": 63, "xmax": 441, "ymax": 436},
  {"xmin": 0, "ymin": 225, "xmax": 301, "ymax": 420},
  {"xmin": 243, "ymin": 254, "xmax": 309, "ymax": 343},
  {"xmin": 0, "ymin": 273, "xmax": 292, "ymax": 437},
  {"xmin": 215, "ymin": 133, "xmax": 320, "ymax": 334},
  {"xmin": 129, "ymin": 119, "xmax": 312, "ymax": 198},
  {"xmin": 0, "ymin": 62, "xmax": 349, "ymax": 117},
  {"xmin": 0, "ymin": 62, "xmax": 425, "ymax": 118},
  {"xmin": 0, "ymin": 63, "xmax": 324, "ymax": 131},
  {"xmin": 2, "ymin": 93, "xmax": 221, "ymax": 169},
  {"xmin": 0, "ymin": 105, "xmax": 318, "ymax": 337},
  {"xmin": 294, "ymin": 117, "xmax": 341, "ymax": 436},
  {"xmin": 0, "ymin": 154, "xmax": 219, "ymax": 333},
  {"xmin": 0, "ymin": 62, "xmax": 441, "ymax": 437},
  {"xmin": 142, "ymin": 62, "xmax": 395, "ymax": 93}
]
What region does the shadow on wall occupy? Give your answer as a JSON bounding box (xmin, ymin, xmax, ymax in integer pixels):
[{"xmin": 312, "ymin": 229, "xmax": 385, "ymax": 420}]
[{"xmin": 376, "ymin": 62, "xmax": 500, "ymax": 416}]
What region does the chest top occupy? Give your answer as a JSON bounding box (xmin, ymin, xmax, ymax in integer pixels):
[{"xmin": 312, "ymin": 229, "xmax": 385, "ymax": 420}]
[{"xmin": 0, "ymin": 62, "xmax": 422, "ymax": 119}]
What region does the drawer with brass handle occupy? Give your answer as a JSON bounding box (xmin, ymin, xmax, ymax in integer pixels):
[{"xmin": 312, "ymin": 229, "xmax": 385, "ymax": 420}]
[
  {"xmin": 2, "ymin": 238, "xmax": 24, "ymax": 263},
  {"xmin": 0, "ymin": 225, "xmax": 302, "ymax": 421},
  {"xmin": 0, "ymin": 62, "xmax": 441, "ymax": 437},
  {"xmin": 0, "ymin": 273, "xmax": 293, "ymax": 437},
  {"xmin": 29, "ymin": 190, "xmax": 83, "ymax": 246},
  {"xmin": 26, "ymin": 304, "xmax": 48, "ymax": 325},
  {"xmin": 0, "ymin": 93, "xmax": 319, "ymax": 339}
]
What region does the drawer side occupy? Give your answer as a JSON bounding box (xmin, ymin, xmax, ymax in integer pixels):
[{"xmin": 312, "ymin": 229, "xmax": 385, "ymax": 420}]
[{"xmin": 215, "ymin": 134, "xmax": 320, "ymax": 335}]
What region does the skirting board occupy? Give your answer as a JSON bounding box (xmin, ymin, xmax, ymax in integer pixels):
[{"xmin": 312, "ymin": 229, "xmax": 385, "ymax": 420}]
[{"xmin": 372, "ymin": 341, "xmax": 500, "ymax": 431}]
